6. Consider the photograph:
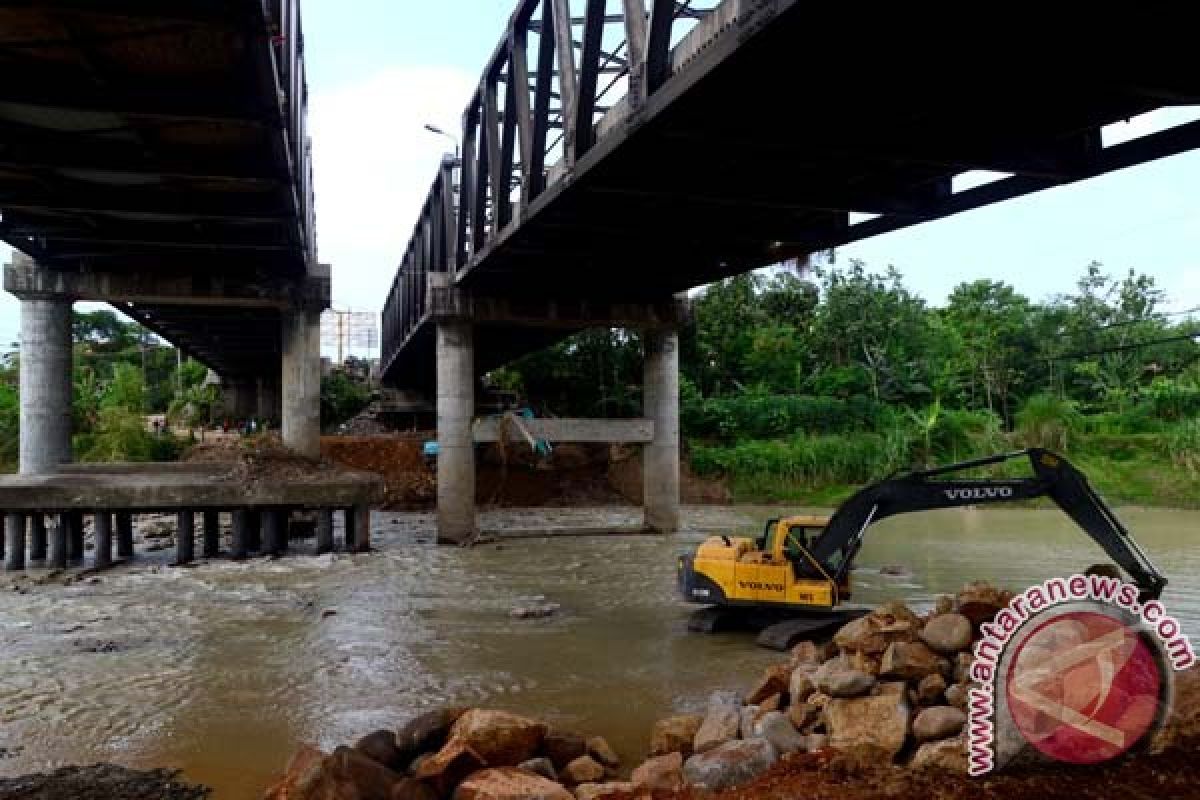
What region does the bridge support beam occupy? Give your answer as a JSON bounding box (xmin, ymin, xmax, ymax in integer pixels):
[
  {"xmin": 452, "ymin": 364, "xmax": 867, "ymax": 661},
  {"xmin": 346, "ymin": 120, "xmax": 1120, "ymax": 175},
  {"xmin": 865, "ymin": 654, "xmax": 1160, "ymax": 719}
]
[
  {"xmin": 643, "ymin": 327, "xmax": 680, "ymax": 533},
  {"xmin": 281, "ymin": 309, "xmax": 321, "ymax": 459},
  {"xmin": 18, "ymin": 294, "xmax": 73, "ymax": 475},
  {"xmin": 436, "ymin": 319, "xmax": 476, "ymax": 545}
]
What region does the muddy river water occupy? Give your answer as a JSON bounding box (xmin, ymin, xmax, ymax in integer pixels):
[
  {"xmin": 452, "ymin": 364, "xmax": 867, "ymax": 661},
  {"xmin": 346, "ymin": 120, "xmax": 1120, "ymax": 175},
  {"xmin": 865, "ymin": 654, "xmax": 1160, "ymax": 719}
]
[{"xmin": 0, "ymin": 505, "xmax": 1196, "ymax": 797}]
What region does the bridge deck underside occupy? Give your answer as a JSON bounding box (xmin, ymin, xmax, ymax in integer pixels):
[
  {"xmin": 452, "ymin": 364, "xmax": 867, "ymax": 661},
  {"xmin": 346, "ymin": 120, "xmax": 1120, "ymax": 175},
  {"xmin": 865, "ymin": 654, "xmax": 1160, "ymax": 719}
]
[
  {"xmin": 460, "ymin": 10, "xmax": 1200, "ymax": 303},
  {"xmin": 0, "ymin": 1, "xmax": 309, "ymax": 377}
]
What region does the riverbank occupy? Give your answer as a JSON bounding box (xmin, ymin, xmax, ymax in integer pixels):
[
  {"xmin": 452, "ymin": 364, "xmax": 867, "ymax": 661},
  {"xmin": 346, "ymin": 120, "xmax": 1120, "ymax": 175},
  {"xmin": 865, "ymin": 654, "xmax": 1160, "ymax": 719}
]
[
  {"xmin": 309, "ymin": 432, "xmax": 1200, "ymax": 511},
  {"xmin": 1, "ymin": 507, "xmax": 1194, "ymax": 798},
  {"xmin": 696, "ymin": 434, "xmax": 1200, "ymax": 509},
  {"xmin": 260, "ymin": 586, "xmax": 1200, "ymax": 800}
]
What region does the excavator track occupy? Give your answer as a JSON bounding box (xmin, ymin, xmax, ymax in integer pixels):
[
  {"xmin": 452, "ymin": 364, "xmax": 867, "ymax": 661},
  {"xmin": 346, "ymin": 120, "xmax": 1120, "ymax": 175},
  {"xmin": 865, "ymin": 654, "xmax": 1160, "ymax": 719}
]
[{"xmin": 686, "ymin": 606, "xmax": 870, "ymax": 650}]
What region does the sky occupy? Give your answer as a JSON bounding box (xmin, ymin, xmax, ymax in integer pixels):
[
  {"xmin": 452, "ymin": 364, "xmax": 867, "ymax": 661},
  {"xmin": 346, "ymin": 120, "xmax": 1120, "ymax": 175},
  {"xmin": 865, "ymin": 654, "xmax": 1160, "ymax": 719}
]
[{"xmin": 1, "ymin": 0, "xmax": 1198, "ymax": 350}]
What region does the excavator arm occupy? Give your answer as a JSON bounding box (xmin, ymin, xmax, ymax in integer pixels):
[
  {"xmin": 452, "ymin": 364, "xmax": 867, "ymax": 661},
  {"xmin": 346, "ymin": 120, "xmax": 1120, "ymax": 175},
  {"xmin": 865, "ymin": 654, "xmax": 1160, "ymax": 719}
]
[{"xmin": 808, "ymin": 448, "xmax": 1167, "ymax": 601}]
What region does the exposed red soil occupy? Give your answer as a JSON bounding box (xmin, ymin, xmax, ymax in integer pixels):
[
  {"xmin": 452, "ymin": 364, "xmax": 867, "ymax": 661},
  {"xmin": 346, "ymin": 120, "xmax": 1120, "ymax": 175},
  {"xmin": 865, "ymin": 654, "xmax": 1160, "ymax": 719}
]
[{"xmin": 317, "ymin": 434, "xmax": 730, "ymax": 510}]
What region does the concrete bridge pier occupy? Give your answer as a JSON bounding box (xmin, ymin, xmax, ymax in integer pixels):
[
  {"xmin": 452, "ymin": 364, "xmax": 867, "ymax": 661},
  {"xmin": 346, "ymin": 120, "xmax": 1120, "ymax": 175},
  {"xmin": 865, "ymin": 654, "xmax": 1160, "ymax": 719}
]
[
  {"xmin": 50, "ymin": 513, "xmax": 68, "ymax": 568},
  {"xmin": 94, "ymin": 512, "xmax": 113, "ymax": 568},
  {"xmin": 282, "ymin": 309, "xmax": 321, "ymax": 459},
  {"xmin": 4, "ymin": 513, "xmax": 24, "ymax": 571},
  {"xmin": 18, "ymin": 292, "xmax": 73, "ymax": 476},
  {"xmin": 435, "ymin": 319, "xmax": 476, "ymax": 545},
  {"xmin": 29, "ymin": 514, "xmax": 47, "ymax": 564},
  {"xmin": 116, "ymin": 512, "xmax": 134, "ymax": 559},
  {"xmin": 643, "ymin": 328, "xmax": 681, "ymax": 533}
]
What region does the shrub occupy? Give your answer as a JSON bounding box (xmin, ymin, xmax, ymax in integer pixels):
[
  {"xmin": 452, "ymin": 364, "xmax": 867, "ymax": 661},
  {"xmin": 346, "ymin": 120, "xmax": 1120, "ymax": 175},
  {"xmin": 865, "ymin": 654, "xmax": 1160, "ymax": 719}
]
[
  {"xmin": 76, "ymin": 407, "xmax": 183, "ymax": 463},
  {"xmin": 1167, "ymin": 419, "xmax": 1200, "ymax": 475},
  {"xmin": 1016, "ymin": 393, "xmax": 1082, "ymax": 452}
]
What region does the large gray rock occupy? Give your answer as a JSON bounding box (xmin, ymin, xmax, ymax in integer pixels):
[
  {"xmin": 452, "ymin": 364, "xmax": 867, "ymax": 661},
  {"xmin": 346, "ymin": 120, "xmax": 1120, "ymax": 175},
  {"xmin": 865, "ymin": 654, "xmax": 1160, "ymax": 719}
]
[
  {"xmin": 453, "ymin": 767, "xmax": 573, "ymax": 800},
  {"xmin": 825, "ymin": 693, "xmax": 911, "ymax": 759},
  {"xmin": 917, "ymin": 673, "xmax": 947, "ymax": 705},
  {"xmin": 789, "ymin": 667, "xmax": 817, "ymax": 704},
  {"xmin": 574, "ymin": 783, "xmax": 635, "ymax": 800},
  {"xmin": 920, "ymin": 613, "xmax": 973, "ymax": 655},
  {"xmin": 834, "ymin": 602, "xmax": 920, "ymax": 656},
  {"xmin": 630, "ymin": 751, "xmax": 684, "ymax": 791},
  {"xmin": 355, "ymin": 729, "xmax": 402, "ymax": 771},
  {"xmin": 880, "ymin": 641, "xmax": 947, "ymax": 681},
  {"xmin": 815, "ymin": 659, "xmax": 876, "ymax": 698},
  {"xmin": 518, "ymin": 757, "xmax": 558, "ymax": 782},
  {"xmin": 397, "ymin": 707, "xmax": 469, "ymax": 759},
  {"xmin": 913, "ymin": 706, "xmax": 967, "ymax": 742},
  {"xmin": 752, "ymin": 711, "xmax": 806, "ymax": 755},
  {"xmin": 694, "ymin": 695, "xmax": 742, "ymax": 754},
  {"xmin": 450, "ymin": 709, "xmax": 547, "ymax": 768},
  {"xmin": 649, "ymin": 714, "xmax": 704, "ymax": 758},
  {"xmin": 683, "ymin": 739, "xmax": 778, "ymax": 791},
  {"xmin": 910, "ymin": 734, "xmax": 968, "ymax": 772}
]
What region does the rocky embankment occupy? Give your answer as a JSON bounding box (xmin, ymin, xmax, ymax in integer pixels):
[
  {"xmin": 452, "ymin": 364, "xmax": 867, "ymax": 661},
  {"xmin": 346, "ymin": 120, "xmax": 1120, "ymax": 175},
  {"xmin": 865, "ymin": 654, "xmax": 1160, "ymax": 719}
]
[{"xmin": 264, "ymin": 582, "xmax": 1198, "ymax": 800}]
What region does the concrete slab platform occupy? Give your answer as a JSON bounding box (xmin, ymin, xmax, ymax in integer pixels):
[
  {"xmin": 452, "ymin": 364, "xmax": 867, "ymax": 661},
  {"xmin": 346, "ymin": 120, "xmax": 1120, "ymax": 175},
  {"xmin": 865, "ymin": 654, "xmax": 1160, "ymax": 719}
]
[{"xmin": 0, "ymin": 462, "xmax": 384, "ymax": 513}]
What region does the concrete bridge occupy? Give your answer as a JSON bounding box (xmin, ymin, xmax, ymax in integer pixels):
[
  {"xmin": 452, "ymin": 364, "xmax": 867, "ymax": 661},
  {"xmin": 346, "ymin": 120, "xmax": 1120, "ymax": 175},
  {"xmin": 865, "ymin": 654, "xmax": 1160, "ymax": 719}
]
[
  {"xmin": 0, "ymin": 2, "xmax": 379, "ymax": 572},
  {"xmin": 1, "ymin": 0, "xmax": 323, "ymax": 469},
  {"xmin": 380, "ymin": 0, "xmax": 1200, "ymax": 542}
]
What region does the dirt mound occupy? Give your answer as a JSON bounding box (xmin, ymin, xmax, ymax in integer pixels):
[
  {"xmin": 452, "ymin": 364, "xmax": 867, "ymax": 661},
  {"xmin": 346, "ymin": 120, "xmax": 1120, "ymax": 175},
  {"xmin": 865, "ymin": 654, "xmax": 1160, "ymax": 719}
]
[
  {"xmin": 321, "ymin": 435, "xmax": 435, "ymax": 509},
  {"xmin": 0, "ymin": 764, "xmax": 210, "ymax": 799},
  {"xmin": 184, "ymin": 433, "xmax": 372, "ymax": 488}
]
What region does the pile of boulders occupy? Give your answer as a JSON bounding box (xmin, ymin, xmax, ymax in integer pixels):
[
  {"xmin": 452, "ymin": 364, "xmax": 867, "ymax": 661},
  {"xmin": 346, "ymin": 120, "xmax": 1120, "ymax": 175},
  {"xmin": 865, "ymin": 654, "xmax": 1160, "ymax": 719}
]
[
  {"xmin": 265, "ymin": 583, "xmax": 1010, "ymax": 799},
  {"xmin": 265, "ymin": 707, "xmax": 630, "ymax": 800}
]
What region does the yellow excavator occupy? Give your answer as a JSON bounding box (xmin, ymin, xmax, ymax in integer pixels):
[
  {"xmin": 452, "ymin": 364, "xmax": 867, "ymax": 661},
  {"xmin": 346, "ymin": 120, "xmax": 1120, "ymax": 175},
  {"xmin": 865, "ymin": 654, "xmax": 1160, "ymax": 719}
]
[{"xmin": 678, "ymin": 448, "xmax": 1167, "ymax": 649}]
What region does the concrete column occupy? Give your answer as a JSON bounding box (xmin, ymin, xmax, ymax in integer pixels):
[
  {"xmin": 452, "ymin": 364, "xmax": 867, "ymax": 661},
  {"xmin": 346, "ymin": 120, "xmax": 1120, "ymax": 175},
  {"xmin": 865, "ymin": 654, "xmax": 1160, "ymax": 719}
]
[
  {"xmin": 643, "ymin": 327, "xmax": 681, "ymax": 533},
  {"xmin": 230, "ymin": 511, "xmax": 248, "ymax": 560},
  {"xmin": 50, "ymin": 513, "xmax": 68, "ymax": 569},
  {"xmin": 436, "ymin": 319, "xmax": 476, "ymax": 545},
  {"xmin": 18, "ymin": 296, "xmax": 73, "ymax": 475},
  {"xmin": 351, "ymin": 503, "xmax": 370, "ymax": 552},
  {"xmin": 316, "ymin": 509, "xmax": 333, "ymax": 555},
  {"xmin": 176, "ymin": 510, "xmax": 194, "ymax": 564},
  {"xmin": 263, "ymin": 509, "xmax": 285, "ymax": 556},
  {"xmin": 94, "ymin": 512, "xmax": 112, "ymax": 568},
  {"xmin": 5, "ymin": 513, "xmax": 26, "ymax": 571},
  {"xmin": 29, "ymin": 514, "xmax": 47, "ymax": 563},
  {"xmin": 67, "ymin": 511, "xmax": 83, "ymax": 564},
  {"xmin": 116, "ymin": 513, "xmax": 134, "ymax": 559},
  {"xmin": 281, "ymin": 309, "xmax": 321, "ymax": 459},
  {"xmin": 246, "ymin": 511, "xmax": 262, "ymax": 552},
  {"xmin": 202, "ymin": 511, "xmax": 220, "ymax": 557}
]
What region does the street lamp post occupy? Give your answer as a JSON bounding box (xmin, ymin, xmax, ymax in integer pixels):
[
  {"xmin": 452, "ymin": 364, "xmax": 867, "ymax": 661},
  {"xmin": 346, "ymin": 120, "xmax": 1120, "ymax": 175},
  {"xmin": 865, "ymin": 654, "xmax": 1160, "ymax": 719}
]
[{"xmin": 424, "ymin": 123, "xmax": 460, "ymax": 162}]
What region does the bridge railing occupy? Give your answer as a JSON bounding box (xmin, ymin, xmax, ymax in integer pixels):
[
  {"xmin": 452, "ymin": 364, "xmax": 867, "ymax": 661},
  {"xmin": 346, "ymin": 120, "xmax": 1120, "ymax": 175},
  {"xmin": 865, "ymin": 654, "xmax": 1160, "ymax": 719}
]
[
  {"xmin": 382, "ymin": 0, "xmax": 720, "ymax": 374},
  {"xmin": 381, "ymin": 157, "xmax": 458, "ymax": 366}
]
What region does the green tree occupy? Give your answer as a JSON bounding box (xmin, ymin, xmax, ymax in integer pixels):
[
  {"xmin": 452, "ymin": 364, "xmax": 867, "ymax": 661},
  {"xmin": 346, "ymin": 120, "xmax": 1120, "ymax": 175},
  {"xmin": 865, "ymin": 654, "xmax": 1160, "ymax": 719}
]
[{"xmin": 943, "ymin": 279, "xmax": 1034, "ymax": 424}]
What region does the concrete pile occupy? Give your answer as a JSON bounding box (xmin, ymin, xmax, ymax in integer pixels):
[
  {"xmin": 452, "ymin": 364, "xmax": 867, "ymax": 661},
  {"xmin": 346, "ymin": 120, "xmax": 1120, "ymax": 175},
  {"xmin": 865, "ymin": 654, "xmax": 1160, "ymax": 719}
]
[{"xmin": 264, "ymin": 585, "xmax": 1007, "ymax": 799}]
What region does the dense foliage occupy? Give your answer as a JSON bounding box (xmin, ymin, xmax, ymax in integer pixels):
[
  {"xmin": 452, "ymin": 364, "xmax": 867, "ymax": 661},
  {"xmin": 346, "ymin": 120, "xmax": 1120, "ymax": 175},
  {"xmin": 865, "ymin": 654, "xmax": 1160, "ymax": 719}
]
[
  {"xmin": 496, "ymin": 260, "xmax": 1200, "ymax": 504},
  {"xmin": 0, "ymin": 309, "xmax": 203, "ymax": 470}
]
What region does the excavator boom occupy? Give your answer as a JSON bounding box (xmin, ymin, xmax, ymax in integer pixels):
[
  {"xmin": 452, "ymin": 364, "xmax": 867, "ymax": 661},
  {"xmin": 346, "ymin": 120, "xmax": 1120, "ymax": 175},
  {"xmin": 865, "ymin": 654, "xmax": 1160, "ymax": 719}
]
[{"xmin": 808, "ymin": 448, "xmax": 1167, "ymax": 600}]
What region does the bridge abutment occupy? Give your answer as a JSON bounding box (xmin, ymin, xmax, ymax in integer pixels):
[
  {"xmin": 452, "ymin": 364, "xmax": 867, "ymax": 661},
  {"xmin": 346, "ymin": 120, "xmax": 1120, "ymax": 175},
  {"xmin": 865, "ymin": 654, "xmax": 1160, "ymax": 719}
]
[
  {"xmin": 18, "ymin": 293, "xmax": 73, "ymax": 476},
  {"xmin": 436, "ymin": 318, "xmax": 477, "ymax": 545},
  {"xmin": 643, "ymin": 327, "xmax": 681, "ymax": 533},
  {"xmin": 281, "ymin": 309, "xmax": 322, "ymax": 459}
]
